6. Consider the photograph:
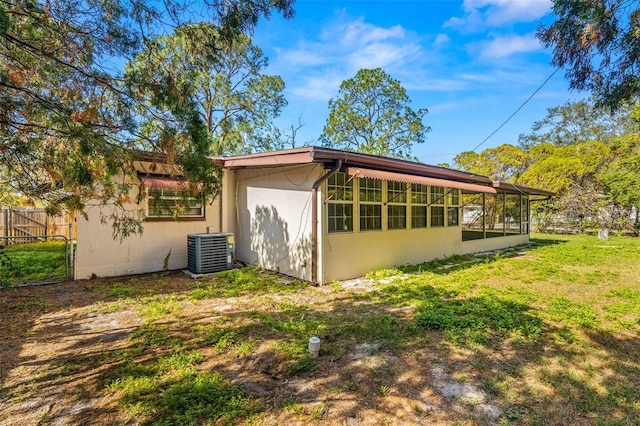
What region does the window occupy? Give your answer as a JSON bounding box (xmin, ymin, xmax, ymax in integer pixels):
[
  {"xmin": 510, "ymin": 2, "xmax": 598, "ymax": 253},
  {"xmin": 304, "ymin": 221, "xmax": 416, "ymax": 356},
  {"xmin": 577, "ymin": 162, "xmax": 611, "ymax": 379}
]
[
  {"xmin": 147, "ymin": 188, "xmax": 204, "ymax": 218},
  {"xmin": 485, "ymin": 192, "xmax": 505, "ymax": 238},
  {"xmin": 387, "ymin": 181, "xmax": 406, "ymax": 230},
  {"xmin": 328, "ymin": 204, "xmax": 353, "ymax": 232},
  {"xmin": 327, "ymin": 172, "xmax": 353, "ymax": 233},
  {"xmin": 430, "ymin": 186, "xmax": 445, "ymax": 227},
  {"xmin": 359, "ymin": 178, "xmax": 382, "ymax": 231},
  {"xmin": 462, "ymin": 193, "xmax": 485, "ymax": 241},
  {"xmin": 447, "ymin": 189, "xmax": 460, "ymax": 227},
  {"xmin": 505, "ymin": 194, "xmax": 521, "ymax": 234},
  {"xmin": 411, "ymin": 184, "xmax": 427, "ymax": 228},
  {"xmin": 521, "ymin": 195, "xmax": 529, "ymax": 234}
]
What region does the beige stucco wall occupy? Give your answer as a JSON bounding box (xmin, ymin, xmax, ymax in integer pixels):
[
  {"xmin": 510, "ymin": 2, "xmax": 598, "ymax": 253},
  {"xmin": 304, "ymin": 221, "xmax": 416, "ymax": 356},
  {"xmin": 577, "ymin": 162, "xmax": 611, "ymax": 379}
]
[
  {"xmin": 460, "ymin": 234, "xmax": 529, "ymax": 255},
  {"xmin": 322, "ymin": 226, "xmax": 462, "ymax": 283},
  {"xmin": 232, "ymin": 164, "xmax": 323, "ymax": 281},
  {"xmin": 75, "ymin": 167, "xmax": 221, "ymax": 279}
]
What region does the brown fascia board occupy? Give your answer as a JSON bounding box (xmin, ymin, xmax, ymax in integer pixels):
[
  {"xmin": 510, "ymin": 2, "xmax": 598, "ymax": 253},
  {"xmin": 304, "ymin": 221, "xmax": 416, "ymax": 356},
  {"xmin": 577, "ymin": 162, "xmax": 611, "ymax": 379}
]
[
  {"xmin": 221, "ymin": 146, "xmax": 492, "ymax": 184},
  {"xmin": 308, "ymin": 147, "xmax": 493, "ymax": 184},
  {"xmin": 493, "ymin": 181, "xmax": 555, "ymax": 197},
  {"xmin": 132, "ymin": 150, "xmax": 169, "ymax": 163},
  {"xmin": 221, "ymin": 146, "xmax": 316, "ymax": 168},
  {"xmin": 132, "ymin": 150, "xmax": 225, "ymax": 167}
]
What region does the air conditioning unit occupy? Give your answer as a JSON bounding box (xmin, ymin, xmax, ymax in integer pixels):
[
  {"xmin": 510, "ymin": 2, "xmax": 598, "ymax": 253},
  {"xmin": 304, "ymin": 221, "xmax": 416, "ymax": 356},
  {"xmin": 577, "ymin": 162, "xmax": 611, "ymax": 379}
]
[{"xmin": 187, "ymin": 233, "xmax": 234, "ymax": 274}]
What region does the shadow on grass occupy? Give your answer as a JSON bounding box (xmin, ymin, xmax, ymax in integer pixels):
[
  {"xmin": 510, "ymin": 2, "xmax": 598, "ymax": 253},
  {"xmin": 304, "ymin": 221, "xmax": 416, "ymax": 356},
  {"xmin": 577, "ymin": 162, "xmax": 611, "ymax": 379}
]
[{"xmin": 2, "ymin": 262, "xmax": 640, "ymax": 424}]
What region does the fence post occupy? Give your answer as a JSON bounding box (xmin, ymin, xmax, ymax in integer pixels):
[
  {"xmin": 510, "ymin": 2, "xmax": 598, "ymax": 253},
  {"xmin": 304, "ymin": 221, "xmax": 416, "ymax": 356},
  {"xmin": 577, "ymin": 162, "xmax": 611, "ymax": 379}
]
[{"xmin": 68, "ymin": 222, "xmax": 74, "ymax": 280}]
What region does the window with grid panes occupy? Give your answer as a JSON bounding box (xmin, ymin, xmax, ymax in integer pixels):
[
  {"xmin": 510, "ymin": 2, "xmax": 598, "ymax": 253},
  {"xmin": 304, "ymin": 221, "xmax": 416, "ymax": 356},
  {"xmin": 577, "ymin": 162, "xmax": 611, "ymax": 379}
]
[
  {"xmin": 447, "ymin": 189, "xmax": 460, "ymax": 226},
  {"xmin": 359, "ymin": 178, "xmax": 382, "ymax": 231},
  {"xmin": 411, "ymin": 183, "xmax": 427, "ymax": 228},
  {"xmin": 326, "ymin": 172, "xmax": 353, "ymax": 233},
  {"xmin": 147, "ymin": 188, "xmax": 204, "ymax": 218},
  {"xmin": 430, "ymin": 186, "xmax": 445, "ymax": 227},
  {"xmin": 387, "ymin": 181, "xmax": 407, "ymax": 229}
]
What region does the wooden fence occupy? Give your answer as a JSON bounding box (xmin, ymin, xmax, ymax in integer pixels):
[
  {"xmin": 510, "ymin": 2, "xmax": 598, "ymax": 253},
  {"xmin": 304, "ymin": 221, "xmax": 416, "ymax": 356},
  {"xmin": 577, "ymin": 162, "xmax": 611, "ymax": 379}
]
[{"xmin": 0, "ymin": 207, "xmax": 75, "ymax": 242}]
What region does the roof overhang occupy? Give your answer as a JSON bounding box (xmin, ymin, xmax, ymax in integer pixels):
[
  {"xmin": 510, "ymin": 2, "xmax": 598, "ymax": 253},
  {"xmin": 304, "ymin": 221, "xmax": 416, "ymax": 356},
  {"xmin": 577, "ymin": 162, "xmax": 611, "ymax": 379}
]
[
  {"xmin": 347, "ymin": 167, "xmax": 497, "ymax": 194},
  {"xmin": 492, "ymin": 181, "xmax": 555, "ymax": 197},
  {"xmin": 221, "ymin": 146, "xmax": 492, "ymax": 184},
  {"xmin": 138, "ymin": 174, "xmax": 190, "ymax": 191}
]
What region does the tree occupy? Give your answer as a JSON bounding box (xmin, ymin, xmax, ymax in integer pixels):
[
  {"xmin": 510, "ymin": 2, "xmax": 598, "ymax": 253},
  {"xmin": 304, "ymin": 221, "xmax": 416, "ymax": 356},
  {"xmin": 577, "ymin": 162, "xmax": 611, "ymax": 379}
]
[
  {"xmin": 453, "ymin": 144, "xmax": 529, "ymax": 182},
  {"xmin": 126, "ymin": 23, "xmax": 286, "ymax": 157},
  {"xmin": 518, "ymin": 98, "xmax": 638, "ymax": 148},
  {"xmin": 538, "ymin": 0, "xmax": 640, "ymax": 109},
  {"xmin": 321, "ymin": 68, "xmax": 429, "ymax": 160},
  {"xmin": 0, "ymin": 0, "xmax": 294, "ymax": 237}
]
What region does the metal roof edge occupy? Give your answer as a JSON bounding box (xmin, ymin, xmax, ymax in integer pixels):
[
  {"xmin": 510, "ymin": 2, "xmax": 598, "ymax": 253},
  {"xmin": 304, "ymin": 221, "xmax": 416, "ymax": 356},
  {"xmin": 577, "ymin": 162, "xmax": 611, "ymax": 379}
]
[{"xmin": 492, "ymin": 181, "xmax": 555, "ymax": 197}]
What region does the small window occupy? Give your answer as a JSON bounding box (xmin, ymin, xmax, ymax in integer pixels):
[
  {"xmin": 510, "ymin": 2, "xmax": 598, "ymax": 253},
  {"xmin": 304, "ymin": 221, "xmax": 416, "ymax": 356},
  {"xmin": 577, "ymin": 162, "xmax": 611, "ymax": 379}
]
[
  {"xmin": 359, "ymin": 178, "xmax": 382, "ymax": 202},
  {"xmin": 447, "ymin": 206, "xmax": 459, "ymax": 226},
  {"xmin": 388, "ymin": 205, "xmax": 406, "ymax": 230},
  {"xmin": 387, "ymin": 181, "xmax": 407, "ymax": 230},
  {"xmin": 412, "ymin": 206, "xmax": 427, "ymax": 228},
  {"xmin": 411, "ymin": 184, "xmax": 428, "ymax": 228},
  {"xmin": 327, "ymin": 172, "xmax": 353, "ymax": 201},
  {"xmin": 411, "ymin": 184, "xmax": 428, "ymax": 204},
  {"xmin": 387, "ymin": 181, "xmax": 407, "ymax": 203},
  {"xmin": 431, "ymin": 206, "xmax": 445, "ymax": 227},
  {"xmin": 328, "ymin": 203, "xmax": 353, "ymax": 232},
  {"xmin": 327, "ymin": 173, "xmax": 353, "ymax": 233},
  {"xmin": 359, "ymin": 178, "xmax": 382, "ymax": 231},
  {"xmin": 447, "ymin": 189, "xmax": 460, "ymax": 227},
  {"xmin": 430, "ymin": 186, "xmax": 445, "ymax": 227},
  {"xmin": 360, "ymin": 204, "xmax": 382, "ymax": 231},
  {"xmin": 147, "ymin": 188, "xmax": 204, "ymax": 218}
]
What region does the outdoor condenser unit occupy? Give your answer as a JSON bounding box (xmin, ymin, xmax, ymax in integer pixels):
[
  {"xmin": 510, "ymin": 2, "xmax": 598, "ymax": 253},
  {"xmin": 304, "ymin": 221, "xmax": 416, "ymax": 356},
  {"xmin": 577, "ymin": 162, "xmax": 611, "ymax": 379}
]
[{"xmin": 187, "ymin": 233, "xmax": 234, "ymax": 274}]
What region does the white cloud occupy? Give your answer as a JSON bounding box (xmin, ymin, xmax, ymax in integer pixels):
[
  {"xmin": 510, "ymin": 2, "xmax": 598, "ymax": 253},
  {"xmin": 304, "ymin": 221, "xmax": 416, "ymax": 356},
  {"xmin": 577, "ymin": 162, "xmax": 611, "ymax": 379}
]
[
  {"xmin": 340, "ymin": 18, "xmax": 405, "ymax": 45},
  {"xmin": 472, "ymin": 34, "xmax": 543, "ymax": 59},
  {"xmin": 348, "ymin": 42, "xmax": 421, "ymax": 71},
  {"xmin": 446, "ymin": 0, "xmax": 551, "ymax": 31},
  {"xmin": 277, "ymin": 48, "xmax": 327, "ymax": 67},
  {"xmin": 289, "ymin": 75, "xmax": 344, "ymax": 102},
  {"xmin": 434, "ymin": 34, "xmax": 450, "ymax": 47},
  {"xmin": 273, "ymin": 16, "xmax": 423, "ymax": 101}
]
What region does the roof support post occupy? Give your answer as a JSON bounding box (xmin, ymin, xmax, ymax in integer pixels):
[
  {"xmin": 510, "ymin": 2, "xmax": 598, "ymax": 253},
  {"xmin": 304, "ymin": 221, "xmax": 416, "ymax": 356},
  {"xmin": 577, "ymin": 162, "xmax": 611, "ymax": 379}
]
[{"xmin": 311, "ymin": 159, "xmax": 342, "ymax": 286}]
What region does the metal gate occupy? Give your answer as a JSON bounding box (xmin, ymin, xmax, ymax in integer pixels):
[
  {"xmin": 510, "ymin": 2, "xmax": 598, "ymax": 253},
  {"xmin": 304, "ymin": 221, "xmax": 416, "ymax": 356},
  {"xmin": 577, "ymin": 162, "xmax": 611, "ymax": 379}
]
[
  {"xmin": 0, "ymin": 235, "xmax": 74, "ymax": 288},
  {"xmin": 1, "ymin": 208, "xmax": 74, "ymax": 240}
]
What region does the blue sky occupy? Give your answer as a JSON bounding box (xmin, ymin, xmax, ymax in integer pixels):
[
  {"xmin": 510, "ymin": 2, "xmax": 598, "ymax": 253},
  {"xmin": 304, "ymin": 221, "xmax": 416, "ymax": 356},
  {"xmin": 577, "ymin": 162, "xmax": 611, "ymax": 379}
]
[{"xmin": 251, "ymin": 0, "xmax": 584, "ymax": 165}]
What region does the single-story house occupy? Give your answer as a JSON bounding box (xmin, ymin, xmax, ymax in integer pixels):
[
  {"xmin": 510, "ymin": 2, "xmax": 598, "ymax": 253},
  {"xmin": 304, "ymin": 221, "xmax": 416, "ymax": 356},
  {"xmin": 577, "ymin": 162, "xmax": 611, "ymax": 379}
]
[{"xmin": 75, "ymin": 146, "xmax": 553, "ymax": 285}]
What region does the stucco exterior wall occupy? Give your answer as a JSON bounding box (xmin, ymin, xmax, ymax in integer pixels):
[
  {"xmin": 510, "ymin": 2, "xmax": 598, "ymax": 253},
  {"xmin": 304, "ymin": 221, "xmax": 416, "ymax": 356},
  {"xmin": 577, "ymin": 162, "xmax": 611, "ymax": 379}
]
[
  {"xmin": 322, "ymin": 226, "xmax": 462, "ymax": 283},
  {"xmin": 460, "ymin": 234, "xmax": 529, "ymax": 255},
  {"xmin": 75, "ymin": 170, "xmax": 221, "ymax": 279},
  {"xmin": 233, "ymin": 164, "xmax": 322, "ymax": 281}
]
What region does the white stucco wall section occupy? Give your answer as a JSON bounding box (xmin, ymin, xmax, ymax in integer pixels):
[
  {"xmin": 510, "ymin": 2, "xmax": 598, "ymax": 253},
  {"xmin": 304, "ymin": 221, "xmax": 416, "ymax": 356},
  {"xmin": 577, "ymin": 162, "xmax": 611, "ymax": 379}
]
[
  {"xmin": 233, "ymin": 164, "xmax": 322, "ymax": 281},
  {"xmin": 460, "ymin": 234, "xmax": 529, "ymax": 255},
  {"xmin": 75, "ymin": 172, "xmax": 221, "ymax": 279}
]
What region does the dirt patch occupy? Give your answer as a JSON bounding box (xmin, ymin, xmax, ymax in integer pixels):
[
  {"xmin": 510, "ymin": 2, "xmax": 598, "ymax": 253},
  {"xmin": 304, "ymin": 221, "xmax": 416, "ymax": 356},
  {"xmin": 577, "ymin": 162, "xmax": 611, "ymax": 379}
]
[{"xmin": 0, "ymin": 270, "xmax": 504, "ymax": 425}]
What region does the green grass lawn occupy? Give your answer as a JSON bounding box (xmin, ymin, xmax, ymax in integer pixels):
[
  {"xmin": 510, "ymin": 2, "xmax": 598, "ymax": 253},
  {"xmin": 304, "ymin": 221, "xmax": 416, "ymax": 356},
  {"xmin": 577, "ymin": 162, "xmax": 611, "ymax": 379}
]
[
  {"xmin": 4, "ymin": 233, "xmax": 640, "ymax": 425},
  {"xmin": 0, "ymin": 240, "xmax": 69, "ymax": 286}
]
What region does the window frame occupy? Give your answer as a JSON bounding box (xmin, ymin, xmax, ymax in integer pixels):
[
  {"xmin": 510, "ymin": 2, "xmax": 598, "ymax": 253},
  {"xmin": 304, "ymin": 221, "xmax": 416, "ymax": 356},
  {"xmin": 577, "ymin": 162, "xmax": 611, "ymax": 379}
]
[
  {"xmin": 326, "ymin": 172, "xmax": 354, "ymax": 233},
  {"xmin": 411, "ymin": 183, "xmax": 428, "ymax": 229},
  {"xmin": 146, "ymin": 187, "xmax": 205, "ymax": 221},
  {"xmin": 387, "ymin": 181, "xmax": 407, "ymax": 230},
  {"xmin": 430, "ymin": 186, "xmax": 445, "ymax": 228},
  {"xmin": 359, "ymin": 177, "xmax": 383, "ymax": 231},
  {"xmin": 447, "ymin": 189, "xmax": 460, "ymax": 227}
]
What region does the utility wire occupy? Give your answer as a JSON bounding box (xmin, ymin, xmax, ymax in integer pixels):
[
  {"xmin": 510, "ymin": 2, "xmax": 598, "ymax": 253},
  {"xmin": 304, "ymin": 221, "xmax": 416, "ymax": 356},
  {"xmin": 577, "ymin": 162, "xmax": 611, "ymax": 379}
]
[{"xmin": 471, "ymin": 67, "xmax": 561, "ymax": 153}]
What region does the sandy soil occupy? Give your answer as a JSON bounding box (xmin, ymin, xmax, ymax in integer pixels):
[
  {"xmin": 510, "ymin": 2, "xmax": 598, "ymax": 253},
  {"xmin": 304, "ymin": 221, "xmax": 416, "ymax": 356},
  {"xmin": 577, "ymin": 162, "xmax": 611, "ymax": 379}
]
[{"xmin": 0, "ymin": 272, "xmax": 501, "ymax": 425}]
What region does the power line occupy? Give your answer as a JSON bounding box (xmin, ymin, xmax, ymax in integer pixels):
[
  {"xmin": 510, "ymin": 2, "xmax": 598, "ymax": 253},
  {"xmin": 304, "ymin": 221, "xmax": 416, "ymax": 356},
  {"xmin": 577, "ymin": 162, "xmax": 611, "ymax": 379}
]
[{"xmin": 471, "ymin": 67, "xmax": 561, "ymax": 153}]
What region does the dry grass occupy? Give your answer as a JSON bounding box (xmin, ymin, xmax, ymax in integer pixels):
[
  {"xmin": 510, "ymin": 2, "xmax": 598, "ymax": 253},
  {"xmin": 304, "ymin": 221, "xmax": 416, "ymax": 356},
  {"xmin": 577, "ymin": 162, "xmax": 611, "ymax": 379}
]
[{"xmin": 0, "ymin": 233, "xmax": 639, "ymax": 425}]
